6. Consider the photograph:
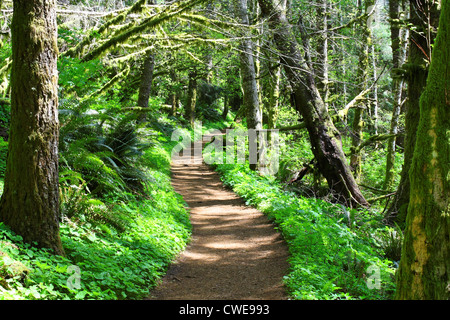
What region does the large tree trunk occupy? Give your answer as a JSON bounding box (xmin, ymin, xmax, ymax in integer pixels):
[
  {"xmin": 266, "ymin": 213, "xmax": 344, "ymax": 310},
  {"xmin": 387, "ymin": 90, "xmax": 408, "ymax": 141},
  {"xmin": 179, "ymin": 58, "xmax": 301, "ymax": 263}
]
[
  {"xmin": 395, "ymin": 0, "xmax": 449, "ymax": 299},
  {"xmin": 0, "ymin": 0, "xmax": 64, "ymax": 255},
  {"xmin": 386, "ymin": 0, "xmax": 440, "ymax": 224},
  {"xmin": 257, "ymin": 0, "xmax": 368, "ymax": 207},
  {"xmin": 234, "ymin": 0, "xmax": 262, "ymax": 171}
]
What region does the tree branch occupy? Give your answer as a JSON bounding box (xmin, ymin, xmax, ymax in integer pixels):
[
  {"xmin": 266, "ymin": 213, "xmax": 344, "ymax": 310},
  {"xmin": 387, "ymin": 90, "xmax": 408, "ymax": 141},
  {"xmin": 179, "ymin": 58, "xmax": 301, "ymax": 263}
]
[{"xmin": 338, "ymin": 63, "xmax": 387, "ymax": 119}]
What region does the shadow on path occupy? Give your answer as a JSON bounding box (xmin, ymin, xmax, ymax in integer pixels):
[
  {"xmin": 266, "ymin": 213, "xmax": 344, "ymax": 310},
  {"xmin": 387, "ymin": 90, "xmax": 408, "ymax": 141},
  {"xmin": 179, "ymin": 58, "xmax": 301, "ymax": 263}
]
[{"xmin": 147, "ymin": 140, "xmax": 290, "ymax": 300}]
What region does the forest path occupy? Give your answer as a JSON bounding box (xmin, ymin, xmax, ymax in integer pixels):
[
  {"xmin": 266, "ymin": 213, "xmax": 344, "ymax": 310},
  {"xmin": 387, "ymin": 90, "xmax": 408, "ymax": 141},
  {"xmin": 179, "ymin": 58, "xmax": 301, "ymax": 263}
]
[{"xmin": 147, "ymin": 134, "xmax": 290, "ymax": 300}]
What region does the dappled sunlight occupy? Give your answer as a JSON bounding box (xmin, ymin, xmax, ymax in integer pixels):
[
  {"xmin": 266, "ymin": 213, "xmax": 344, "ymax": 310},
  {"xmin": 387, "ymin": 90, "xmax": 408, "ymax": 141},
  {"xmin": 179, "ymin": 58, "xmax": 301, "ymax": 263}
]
[{"xmin": 149, "ymin": 142, "xmax": 290, "ymax": 300}]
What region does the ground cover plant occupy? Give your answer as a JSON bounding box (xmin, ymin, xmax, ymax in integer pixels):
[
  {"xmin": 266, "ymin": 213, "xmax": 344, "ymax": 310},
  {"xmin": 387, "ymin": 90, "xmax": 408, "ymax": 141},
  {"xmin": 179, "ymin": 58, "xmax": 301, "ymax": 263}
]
[
  {"xmin": 0, "ymin": 53, "xmax": 192, "ymax": 300},
  {"xmin": 0, "ymin": 133, "xmax": 191, "ymax": 300}
]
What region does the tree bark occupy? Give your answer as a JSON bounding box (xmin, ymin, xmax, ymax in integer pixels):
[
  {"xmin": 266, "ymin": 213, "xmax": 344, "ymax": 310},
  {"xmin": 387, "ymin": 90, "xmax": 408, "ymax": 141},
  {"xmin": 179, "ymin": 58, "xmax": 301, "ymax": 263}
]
[
  {"xmin": 267, "ymin": 63, "xmax": 281, "ymax": 146},
  {"xmin": 257, "ymin": 0, "xmax": 368, "ymax": 207},
  {"xmin": 384, "ymin": 0, "xmax": 408, "ymax": 190},
  {"xmin": 350, "ymin": 0, "xmax": 374, "ymax": 181},
  {"xmin": 316, "ymin": 0, "xmax": 330, "ymax": 109},
  {"xmin": 370, "ymin": 44, "xmax": 379, "ymax": 135},
  {"xmin": 395, "ymin": 0, "xmax": 449, "ymax": 298},
  {"xmin": 222, "ymin": 95, "xmax": 228, "ymax": 119},
  {"xmin": 170, "ymin": 69, "xmax": 180, "ymax": 116},
  {"xmin": 186, "ymin": 70, "xmax": 197, "ymax": 128},
  {"xmin": 0, "ymin": 0, "xmax": 64, "ymax": 255},
  {"xmin": 137, "ymin": 51, "xmax": 155, "ymax": 109},
  {"xmin": 387, "ymin": 0, "xmax": 440, "ymax": 224},
  {"xmin": 233, "ymin": 0, "xmax": 262, "ymax": 171}
]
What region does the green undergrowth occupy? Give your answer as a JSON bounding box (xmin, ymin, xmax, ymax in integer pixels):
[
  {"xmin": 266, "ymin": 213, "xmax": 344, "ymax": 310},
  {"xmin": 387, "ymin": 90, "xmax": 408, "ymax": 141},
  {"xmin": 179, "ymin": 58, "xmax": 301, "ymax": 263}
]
[
  {"xmin": 0, "ymin": 135, "xmax": 191, "ymax": 300},
  {"xmin": 209, "ymin": 160, "xmax": 396, "ymax": 300}
]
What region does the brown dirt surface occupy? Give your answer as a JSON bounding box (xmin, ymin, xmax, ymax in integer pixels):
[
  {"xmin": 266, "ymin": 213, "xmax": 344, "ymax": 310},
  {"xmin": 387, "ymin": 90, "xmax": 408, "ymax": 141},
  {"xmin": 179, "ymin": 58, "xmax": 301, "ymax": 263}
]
[{"xmin": 147, "ymin": 139, "xmax": 290, "ymax": 300}]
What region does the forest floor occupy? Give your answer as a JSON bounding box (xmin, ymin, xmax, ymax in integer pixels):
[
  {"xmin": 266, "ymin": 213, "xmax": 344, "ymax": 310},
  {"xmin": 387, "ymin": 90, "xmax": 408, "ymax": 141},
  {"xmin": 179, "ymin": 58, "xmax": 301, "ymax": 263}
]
[{"xmin": 147, "ymin": 136, "xmax": 290, "ymax": 300}]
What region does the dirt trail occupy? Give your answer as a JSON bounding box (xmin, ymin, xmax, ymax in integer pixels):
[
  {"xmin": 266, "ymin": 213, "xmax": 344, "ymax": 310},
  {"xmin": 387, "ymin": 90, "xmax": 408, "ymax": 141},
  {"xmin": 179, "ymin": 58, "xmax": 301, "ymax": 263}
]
[{"xmin": 147, "ymin": 138, "xmax": 290, "ymax": 300}]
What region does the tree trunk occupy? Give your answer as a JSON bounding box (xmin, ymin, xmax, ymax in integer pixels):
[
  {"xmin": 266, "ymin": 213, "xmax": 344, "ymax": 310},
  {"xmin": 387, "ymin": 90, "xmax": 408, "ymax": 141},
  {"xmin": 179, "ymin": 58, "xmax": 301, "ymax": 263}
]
[
  {"xmin": 395, "ymin": 0, "xmax": 449, "ymax": 298},
  {"xmin": 267, "ymin": 63, "xmax": 281, "ymax": 146},
  {"xmin": 170, "ymin": 69, "xmax": 180, "ymax": 116},
  {"xmin": 137, "ymin": 51, "xmax": 155, "ymax": 109},
  {"xmin": 0, "ymin": 0, "xmax": 64, "ymax": 255},
  {"xmin": 387, "ymin": 0, "xmax": 440, "ymax": 224},
  {"xmin": 316, "ymin": 0, "xmax": 330, "ymax": 109},
  {"xmin": 350, "ymin": 0, "xmax": 374, "ymax": 181},
  {"xmin": 222, "ymin": 95, "xmax": 228, "ymax": 120},
  {"xmin": 257, "ymin": 0, "xmax": 368, "ymax": 207},
  {"xmin": 370, "ymin": 44, "xmax": 379, "ymax": 136},
  {"xmin": 384, "ymin": 0, "xmax": 408, "ymax": 190},
  {"xmin": 233, "ymin": 0, "xmax": 262, "ymax": 171},
  {"xmin": 186, "ymin": 70, "xmax": 197, "ymax": 128},
  {"xmin": 383, "ymin": 77, "xmax": 403, "ymax": 188}
]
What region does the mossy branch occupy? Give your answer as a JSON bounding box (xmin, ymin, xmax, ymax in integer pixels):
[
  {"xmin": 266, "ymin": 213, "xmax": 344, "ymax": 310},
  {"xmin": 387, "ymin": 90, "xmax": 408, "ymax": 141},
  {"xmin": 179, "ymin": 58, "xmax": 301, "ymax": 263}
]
[
  {"xmin": 62, "ymin": 0, "xmax": 148, "ymax": 59},
  {"xmin": 347, "ymin": 133, "xmax": 401, "ymax": 156},
  {"xmin": 80, "ymin": 0, "xmax": 209, "ymax": 62},
  {"xmin": 0, "ymin": 97, "xmax": 10, "ymax": 105},
  {"xmin": 0, "ymin": 57, "xmax": 11, "ymax": 78},
  {"xmin": 338, "ymin": 64, "xmax": 387, "ymax": 119},
  {"xmin": 367, "ymin": 192, "xmax": 396, "ymax": 203},
  {"xmin": 312, "ymin": 4, "xmax": 377, "ymax": 35},
  {"xmin": 179, "ymin": 13, "xmax": 253, "ymax": 32},
  {"xmin": 277, "ymin": 123, "xmax": 307, "ymax": 131},
  {"xmin": 82, "ymin": 66, "xmax": 131, "ymax": 100}
]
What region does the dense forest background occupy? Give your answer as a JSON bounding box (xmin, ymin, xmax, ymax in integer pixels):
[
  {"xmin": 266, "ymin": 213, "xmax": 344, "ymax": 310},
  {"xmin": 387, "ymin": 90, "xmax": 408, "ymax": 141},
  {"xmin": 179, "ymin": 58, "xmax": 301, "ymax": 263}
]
[{"xmin": 0, "ymin": 0, "xmax": 448, "ymax": 300}]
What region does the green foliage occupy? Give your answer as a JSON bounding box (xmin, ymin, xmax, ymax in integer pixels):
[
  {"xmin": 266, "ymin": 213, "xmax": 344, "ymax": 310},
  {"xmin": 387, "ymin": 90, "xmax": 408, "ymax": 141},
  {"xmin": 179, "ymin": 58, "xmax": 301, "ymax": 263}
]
[
  {"xmin": 58, "ymin": 57, "xmax": 106, "ymax": 97},
  {"xmin": 0, "ymin": 102, "xmax": 10, "ymax": 128},
  {"xmin": 0, "ymin": 46, "xmax": 193, "ymax": 299},
  {"xmin": 0, "ymin": 140, "xmax": 7, "ymax": 178},
  {"xmin": 0, "ymin": 135, "xmax": 191, "ymax": 300},
  {"xmin": 210, "ymin": 160, "xmax": 396, "ymax": 300},
  {"xmin": 0, "ymin": 0, "xmax": 419, "ymax": 301},
  {"xmin": 59, "ymin": 112, "xmax": 151, "ymax": 199}
]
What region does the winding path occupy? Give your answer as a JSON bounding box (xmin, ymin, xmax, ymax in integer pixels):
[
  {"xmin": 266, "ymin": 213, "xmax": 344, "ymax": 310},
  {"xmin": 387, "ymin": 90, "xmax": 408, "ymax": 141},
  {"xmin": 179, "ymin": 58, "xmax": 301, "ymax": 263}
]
[{"xmin": 147, "ymin": 137, "xmax": 290, "ymax": 300}]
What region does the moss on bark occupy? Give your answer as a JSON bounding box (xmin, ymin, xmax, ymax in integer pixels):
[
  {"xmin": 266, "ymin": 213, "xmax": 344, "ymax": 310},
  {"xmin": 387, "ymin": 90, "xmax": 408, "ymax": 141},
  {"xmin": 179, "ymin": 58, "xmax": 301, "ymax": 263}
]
[
  {"xmin": 395, "ymin": 0, "xmax": 449, "ymax": 299},
  {"xmin": 0, "ymin": 0, "xmax": 64, "ymax": 256}
]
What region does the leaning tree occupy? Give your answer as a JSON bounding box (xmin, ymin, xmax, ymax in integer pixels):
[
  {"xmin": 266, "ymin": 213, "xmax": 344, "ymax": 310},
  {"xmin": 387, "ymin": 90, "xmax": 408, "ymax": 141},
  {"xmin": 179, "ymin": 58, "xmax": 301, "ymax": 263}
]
[{"xmin": 257, "ymin": 0, "xmax": 369, "ymax": 207}]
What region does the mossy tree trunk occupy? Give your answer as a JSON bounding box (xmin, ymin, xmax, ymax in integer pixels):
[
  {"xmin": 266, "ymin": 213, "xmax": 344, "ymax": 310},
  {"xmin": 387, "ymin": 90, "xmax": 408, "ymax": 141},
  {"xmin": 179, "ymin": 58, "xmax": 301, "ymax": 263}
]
[
  {"xmin": 395, "ymin": 0, "xmax": 449, "ymax": 299},
  {"xmin": 387, "ymin": 0, "xmax": 440, "ymax": 224},
  {"xmin": 0, "ymin": 0, "xmax": 64, "ymax": 255},
  {"xmin": 257, "ymin": 0, "xmax": 368, "ymax": 207}
]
